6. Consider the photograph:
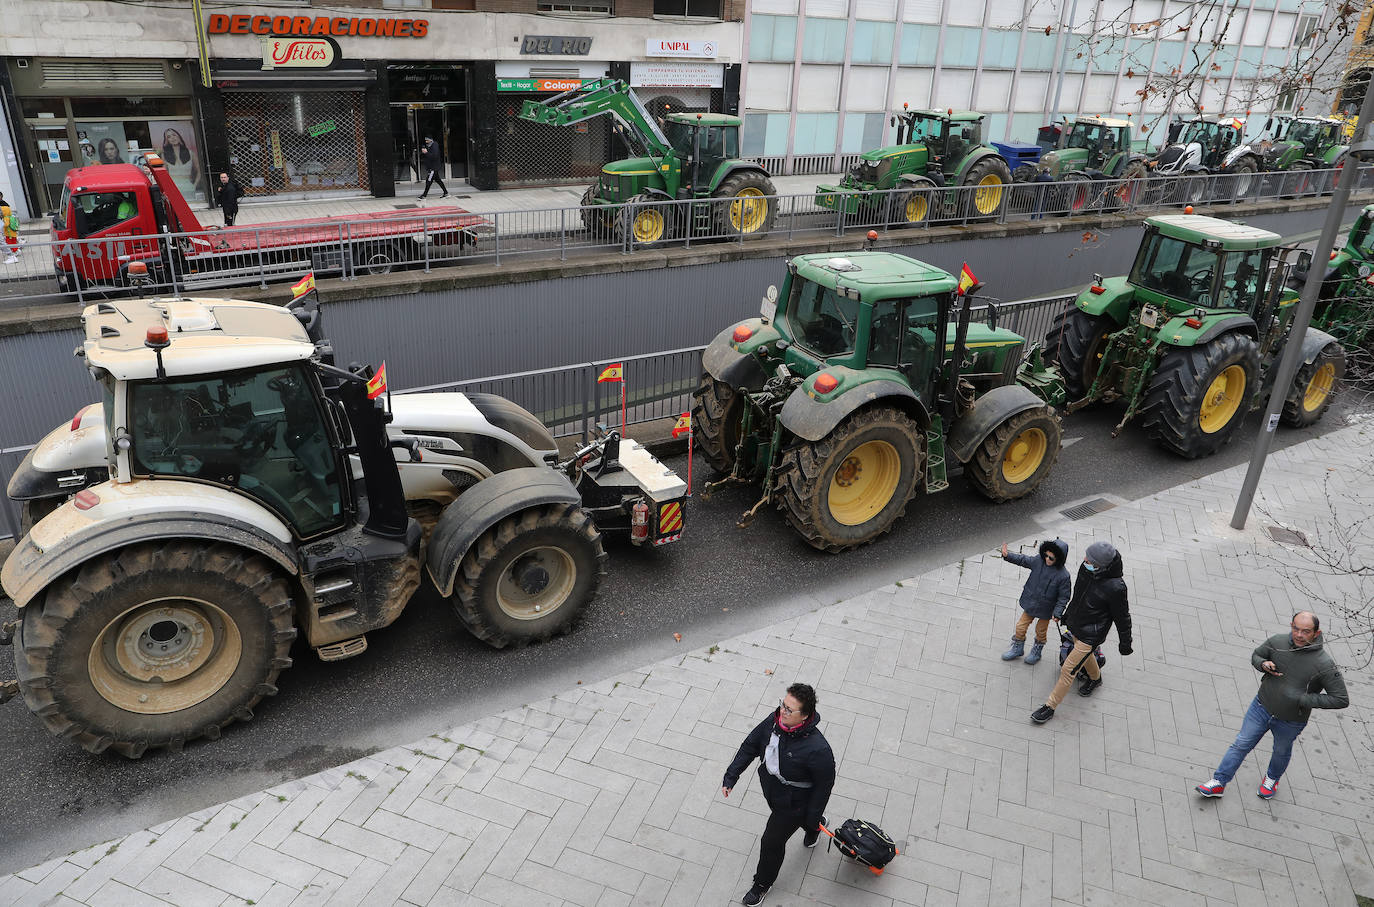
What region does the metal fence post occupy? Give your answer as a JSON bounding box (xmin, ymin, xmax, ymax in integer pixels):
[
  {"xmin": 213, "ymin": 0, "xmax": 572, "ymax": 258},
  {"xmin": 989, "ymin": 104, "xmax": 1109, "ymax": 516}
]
[
  {"xmin": 559, "ymin": 208, "xmax": 567, "ymax": 261},
  {"xmin": 493, "ymin": 212, "xmax": 501, "ymax": 265},
  {"xmin": 256, "ymin": 229, "xmax": 268, "ymax": 288},
  {"xmin": 423, "ymin": 216, "xmax": 432, "ymax": 272},
  {"xmin": 73, "ymin": 241, "xmax": 85, "ymax": 306},
  {"xmin": 581, "ymin": 364, "xmax": 595, "ymax": 443}
]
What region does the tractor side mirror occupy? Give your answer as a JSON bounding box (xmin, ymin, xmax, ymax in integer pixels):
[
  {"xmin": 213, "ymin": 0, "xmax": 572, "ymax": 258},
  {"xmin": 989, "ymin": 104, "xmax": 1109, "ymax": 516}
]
[
  {"xmin": 1295, "ymin": 250, "xmax": 1313, "ymax": 274},
  {"xmin": 890, "ymin": 116, "xmax": 897, "ymax": 128},
  {"xmin": 985, "ymin": 301, "xmax": 1000, "ymax": 332}
]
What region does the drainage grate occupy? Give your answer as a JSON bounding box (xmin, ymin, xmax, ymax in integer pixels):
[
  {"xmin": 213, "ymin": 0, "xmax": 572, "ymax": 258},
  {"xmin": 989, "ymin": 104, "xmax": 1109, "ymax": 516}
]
[
  {"xmin": 1266, "ymin": 525, "xmax": 1310, "ymax": 547},
  {"xmin": 1060, "ymin": 498, "xmax": 1117, "ymax": 521},
  {"xmin": 393, "ymin": 204, "xmax": 419, "ymax": 209}
]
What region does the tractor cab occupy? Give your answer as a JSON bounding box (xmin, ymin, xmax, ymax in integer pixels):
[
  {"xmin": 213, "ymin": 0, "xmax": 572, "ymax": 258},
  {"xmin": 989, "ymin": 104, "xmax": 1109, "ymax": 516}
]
[
  {"xmin": 662, "ymin": 112, "xmax": 744, "ymax": 192},
  {"xmin": 1125, "ymin": 215, "xmax": 1286, "ymax": 317},
  {"xmin": 1175, "ymin": 117, "xmax": 1244, "ymax": 168},
  {"xmin": 1063, "ymin": 118, "xmax": 1130, "ymax": 167},
  {"xmin": 895, "ymin": 111, "xmax": 986, "ymax": 179}
]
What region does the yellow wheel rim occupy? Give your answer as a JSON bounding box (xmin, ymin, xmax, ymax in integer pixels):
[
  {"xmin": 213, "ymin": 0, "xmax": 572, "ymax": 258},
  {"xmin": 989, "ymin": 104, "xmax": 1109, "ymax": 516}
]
[
  {"xmin": 974, "ymin": 173, "xmax": 1004, "ymax": 214},
  {"xmin": 905, "ymin": 194, "xmax": 929, "ymax": 223},
  {"xmin": 1001, "ymin": 427, "xmax": 1048, "ymax": 485},
  {"xmin": 632, "ymin": 207, "xmax": 665, "ymax": 243},
  {"xmin": 1198, "ymin": 364, "xmax": 1247, "ymax": 433},
  {"xmin": 1303, "ymin": 362, "xmax": 1336, "ymax": 412},
  {"xmin": 827, "ymin": 440, "xmax": 901, "ymax": 526},
  {"xmin": 730, "ymin": 188, "xmax": 767, "ymax": 233}
]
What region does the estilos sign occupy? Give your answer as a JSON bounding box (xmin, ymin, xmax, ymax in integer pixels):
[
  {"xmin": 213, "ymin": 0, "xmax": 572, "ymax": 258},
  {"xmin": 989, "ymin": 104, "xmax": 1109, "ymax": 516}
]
[{"xmin": 260, "ymin": 36, "xmax": 339, "ymax": 70}]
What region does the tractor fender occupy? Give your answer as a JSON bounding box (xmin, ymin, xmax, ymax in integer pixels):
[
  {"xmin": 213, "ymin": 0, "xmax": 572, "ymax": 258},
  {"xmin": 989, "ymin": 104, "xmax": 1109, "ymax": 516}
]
[
  {"xmin": 946, "ymin": 385, "xmax": 1050, "ymax": 465},
  {"xmin": 899, "ymin": 172, "xmax": 943, "ymax": 189},
  {"xmin": 1297, "ymin": 327, "xmax": 1341, "ymax": 365},
  {"xmin": 954, "ymin": 148, "xmax": 1008, "ymax": 185},
  {"xmin": 701, "ymin": 326, "xmax": 769, "ymax": 391},
  {"xmin": 1081, "ymin": 168, "xmax": 1109, "ymax": 180},
  {"xmin": 709, "ymin": 162, "xmax": 773, "ymax": 192},
  {"xmin": 778, "ymin": 380, "xmax": 929, "ymax": 443},
  {"xmin": 425, "ymin": 466, "xmax": 582, "ymax": 597},
  {"xmin": 1194, "ymin": 314, "xmax": 1258, "ymax": 345},
  {"xmin": 1, "ymin": 483, "xmax": 298, "ymax": 608}
]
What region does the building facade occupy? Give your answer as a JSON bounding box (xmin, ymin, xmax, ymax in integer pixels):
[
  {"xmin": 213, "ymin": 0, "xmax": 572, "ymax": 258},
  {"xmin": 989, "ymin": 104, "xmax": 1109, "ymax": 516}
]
[
  {"xmin": 0, "ymin": 0, "xmax": 745, "ymax": 215},
  {"xmin": 740, "ymin": 0, "xmax": 1339, "ymax": 173}
]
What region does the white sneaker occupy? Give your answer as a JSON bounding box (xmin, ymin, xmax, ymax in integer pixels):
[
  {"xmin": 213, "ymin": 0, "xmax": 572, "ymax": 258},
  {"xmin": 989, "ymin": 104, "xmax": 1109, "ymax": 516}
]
[{"xmin": 4, "ymin": 255, "xmax": 18, "ymax": 264}]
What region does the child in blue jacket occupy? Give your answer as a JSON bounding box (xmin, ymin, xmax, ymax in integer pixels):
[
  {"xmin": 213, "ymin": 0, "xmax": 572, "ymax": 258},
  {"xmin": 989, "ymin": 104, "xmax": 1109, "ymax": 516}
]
[{"xmin": 999, "ymin": 539, "xmax": 1071, "ymax": 665}]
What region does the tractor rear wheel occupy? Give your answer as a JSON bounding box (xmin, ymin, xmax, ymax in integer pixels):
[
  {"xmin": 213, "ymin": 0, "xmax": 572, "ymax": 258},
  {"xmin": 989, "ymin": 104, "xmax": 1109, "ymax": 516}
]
[
  {"xmin": 775, "ymin": 406, "xmax": 923, "ymax": 552},
  {"xmin": 580, "ymin": 185, "xmax": 616, "ymax": 237},
  {"xmin": 1043, "ymin": 308, "xmax": 1114, "ymax": 401},
  {"xmin": 713, "ymin": 172, "xmax": 777, "ymax": 237},
  {"xmin": 620, "ymin": 194, "xmax": 673, "ymax": 249},
  {"xmin": 1281, "ymin": 342, "xmax": 1345, "ymax": 427},
  {"xmin": 1228, "ymin": 157, "xmax": 1259, "ymax": 200},
  {"xmin": 964, "ymin": 406, "xmax": 1062, "ymax": 502},
  {"xmin": 15, "ymin": 543, "xmax": 295, "ymax": 757},
  {"xmin": 962, "ymin": 157, "xmax": 1012, "ymax": 219},
  {"xmin": 1139, "ymin": 333, "xmax": 1259, "ymax": 458},
  {"xmin": 452, "ymin": 503, "xmax": 607, "ymax": 648},
  {"xmin": 692, "ymin": 374, "xmax": 745, "ymax": 473},
  {"xmin": 1112, "ymin": 160, "xmax": 1149, "ymax": 210}
]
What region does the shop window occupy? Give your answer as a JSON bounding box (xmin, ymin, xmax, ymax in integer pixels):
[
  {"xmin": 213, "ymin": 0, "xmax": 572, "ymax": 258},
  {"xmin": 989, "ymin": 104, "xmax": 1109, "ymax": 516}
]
[
  {"xmin": 222, "ymin": 90, "xmax": 369, "ymax": 197},
  {"xmin": 70, "ymin": 98, "xmax": 192, "ymax": 119},
  {"xmin": 538, "ymin": 0, "xmax": 611, "ymax": 11},
  {"xmin": 72, "ymin": 191, "xmax": 139, "ymax": 237},
  {"xmin": 653, "ymin": 0, "xmax": 721, "ymax": 18}
]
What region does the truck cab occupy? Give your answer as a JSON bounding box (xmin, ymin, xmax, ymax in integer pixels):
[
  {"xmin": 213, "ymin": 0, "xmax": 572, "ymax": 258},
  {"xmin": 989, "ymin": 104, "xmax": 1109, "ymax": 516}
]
[{"xmin": 52, "ymin": 163, "xmax": 167, "ymax": 289}]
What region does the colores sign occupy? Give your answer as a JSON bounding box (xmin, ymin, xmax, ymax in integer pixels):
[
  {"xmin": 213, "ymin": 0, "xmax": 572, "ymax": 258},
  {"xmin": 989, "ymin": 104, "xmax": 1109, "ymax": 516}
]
[{"xmin": 260, "ymin": 36, "xmax": 339, "ymax": 69}]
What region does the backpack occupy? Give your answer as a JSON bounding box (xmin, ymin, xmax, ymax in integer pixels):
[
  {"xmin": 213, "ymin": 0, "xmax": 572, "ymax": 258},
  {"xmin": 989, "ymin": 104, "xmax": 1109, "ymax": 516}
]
[
  {"xmin": 825, "ymin": 818, "xmax": 898, "ymax": 875},
  {"xmin": 1058, "ymin": 628, "xmax": 1107, "ymax": 675}
]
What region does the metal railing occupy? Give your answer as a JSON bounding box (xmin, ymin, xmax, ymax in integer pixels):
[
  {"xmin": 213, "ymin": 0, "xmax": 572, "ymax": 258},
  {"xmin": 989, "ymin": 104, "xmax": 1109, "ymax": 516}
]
[
  {"xmin": 1, "ymin": 166, "xmax": 1365, "ymax": 308},
  {"xmin": 0, "ymin": 292, "xmax": 1075, "ymax": 539}
]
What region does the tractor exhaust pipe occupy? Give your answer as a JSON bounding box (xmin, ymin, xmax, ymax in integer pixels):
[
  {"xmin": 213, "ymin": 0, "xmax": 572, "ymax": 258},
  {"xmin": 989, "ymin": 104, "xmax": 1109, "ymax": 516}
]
[{"xmin": 943, "ymin": 284, "xmax": 982, "ymax": 422}]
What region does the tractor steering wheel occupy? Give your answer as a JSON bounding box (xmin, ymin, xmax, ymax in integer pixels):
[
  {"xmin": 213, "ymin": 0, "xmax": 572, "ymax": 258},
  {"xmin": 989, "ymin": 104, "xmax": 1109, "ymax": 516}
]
[{"xmin": 1189, "ymin": 270, "xmax": 1214, "ymax": 294}]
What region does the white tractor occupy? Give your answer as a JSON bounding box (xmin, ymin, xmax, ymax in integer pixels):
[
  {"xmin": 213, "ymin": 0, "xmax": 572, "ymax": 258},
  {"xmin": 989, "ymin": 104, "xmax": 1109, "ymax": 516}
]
[{"xmin": 0, "ymin": 284, "xmax": 686, "ymax": 757}]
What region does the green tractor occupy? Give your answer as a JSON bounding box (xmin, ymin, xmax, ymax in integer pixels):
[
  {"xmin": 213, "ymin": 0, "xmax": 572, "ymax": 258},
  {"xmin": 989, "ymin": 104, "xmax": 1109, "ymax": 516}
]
[
  {"xmin": 518, "ymin": 78, "xmax": 776, "ymax": 247},
  {"xmin": 1257, "ymin": 114, "xmax": 1349, "ymax": 173},
  {"xmin": 1044, "ymin": 214, "xmax": 1346, "ymax": 458},
  {"xmin": 693, "ymin": 247, "xmax": 1063, "ymax": 552},
  {"xmin": 1303, "ymin": 203, "xmax": 1374, "ymax": 348},
  {"xmin": 814, "ymin": 108, "xmax": 1012, "ymax": 225},
  {"xmin": 1015, "ymin": 116, "xmax": 1141, "ymax": 212}
]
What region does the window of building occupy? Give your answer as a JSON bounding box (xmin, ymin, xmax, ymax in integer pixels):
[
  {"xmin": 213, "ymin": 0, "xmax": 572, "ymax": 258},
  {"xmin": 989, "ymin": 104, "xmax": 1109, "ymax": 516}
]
[
  {"xmin": 653, "ymin": 0, "xmax": 721, "ymax": 17},
  {"xmin": 851, "ymin": 21, "xmax": 895, "ymax": 64},
  {"xmin": 803, "ymin": 18, "xmax": 849, "ymax": 63},
  {"xmin": 1294, "ymin": 13, "xmax": 1320, "ymax": 47},
  {"xmin": 750, "ymin": 15, "xmax": 799, "ymax": 62},
  {"xmin": 538, "ymin": 0, "xmax": 611, "ymax": 12}
]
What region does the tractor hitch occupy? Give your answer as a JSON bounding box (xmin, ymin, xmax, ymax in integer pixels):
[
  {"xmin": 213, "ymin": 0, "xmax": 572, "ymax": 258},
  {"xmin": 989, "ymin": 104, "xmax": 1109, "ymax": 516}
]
[
  {"xmin": 0, "ymin": 680, "xmax": 17, "ymax": 706},
  {"xmin": 0, "ymin": 618, "xmax": 14, "ymax": 646}
]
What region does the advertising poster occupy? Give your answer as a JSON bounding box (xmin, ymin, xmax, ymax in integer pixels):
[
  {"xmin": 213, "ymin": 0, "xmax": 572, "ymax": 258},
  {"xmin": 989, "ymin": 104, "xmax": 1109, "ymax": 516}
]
[
  {"xmin": 151, "ymin": 120, "xmax": 204, "ymax": 201},
  {"xmin": 75, "ymin": 122, "xmax": 128, "ymax": 166}
]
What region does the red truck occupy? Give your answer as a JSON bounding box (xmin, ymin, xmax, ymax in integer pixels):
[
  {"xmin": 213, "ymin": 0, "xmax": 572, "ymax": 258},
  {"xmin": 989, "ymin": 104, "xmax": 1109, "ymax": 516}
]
[{"xmin": 51, "ymin": 152, "xmax": 484, "ymax": 293}]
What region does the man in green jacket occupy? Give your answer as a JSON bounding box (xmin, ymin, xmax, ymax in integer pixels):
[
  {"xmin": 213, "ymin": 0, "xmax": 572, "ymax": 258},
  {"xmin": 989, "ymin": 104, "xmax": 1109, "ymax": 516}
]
[{"xmin": 1196, "ymin": 612, "xmax": 1349, "ymax": 799}]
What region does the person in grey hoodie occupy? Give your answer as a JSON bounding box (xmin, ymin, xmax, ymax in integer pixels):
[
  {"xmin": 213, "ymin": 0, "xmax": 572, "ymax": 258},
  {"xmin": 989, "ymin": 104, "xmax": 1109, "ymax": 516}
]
[
  {"xmin": 1196, "ymin": 611, "xmax": 1349, "ymax": 799},
  {"xmin": 999, "ymin": 539, "xmax": 1071, "ymax": 665}
]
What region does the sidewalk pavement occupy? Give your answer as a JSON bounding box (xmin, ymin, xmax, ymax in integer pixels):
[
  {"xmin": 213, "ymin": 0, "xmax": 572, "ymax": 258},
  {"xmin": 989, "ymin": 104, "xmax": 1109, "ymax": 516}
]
[{"xmin": 3, "ymin": 419, "xmax": 1373, "ymax": 907}]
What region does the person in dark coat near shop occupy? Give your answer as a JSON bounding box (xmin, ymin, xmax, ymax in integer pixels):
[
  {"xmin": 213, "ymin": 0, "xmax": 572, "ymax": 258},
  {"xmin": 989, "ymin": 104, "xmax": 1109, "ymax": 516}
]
[
  {"xmin": 722, "ymin": 683, "xmax": 836, "ymax": 907},
  {"xmin": 1032, "ymin": 540, "xmax": 1133, "ymax": 724},
  {"xmin": 216, "ymin": 172, "xmax": 244, "ymax": 227},
  {"xmin": 418, "ymin": 137, "xmax": 448, "ymax": 199},
  {"xmin": 998, "ymin": 538, "xmax": 1072, "ymax": 665}
]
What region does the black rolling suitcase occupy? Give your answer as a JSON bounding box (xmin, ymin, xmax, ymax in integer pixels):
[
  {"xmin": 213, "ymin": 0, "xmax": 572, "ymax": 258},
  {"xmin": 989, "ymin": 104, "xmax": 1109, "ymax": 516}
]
[{"xmin": 821, "ymin": 818, "xmax": 899, "ymax": 876}]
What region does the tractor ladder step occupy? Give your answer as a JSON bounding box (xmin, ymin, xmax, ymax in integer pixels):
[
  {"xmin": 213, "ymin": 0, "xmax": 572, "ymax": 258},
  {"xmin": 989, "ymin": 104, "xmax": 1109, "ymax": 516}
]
[
  {"xmin": 925, "ymin": 420, "xmax": 949, "ymax": 494},
  {"xmin": 692, "ymin": 201, "xmax": 712, "ymax": 232},
  {"xmin": 316, "ymin": 636, "xmax": 368, "ymax": 662}
]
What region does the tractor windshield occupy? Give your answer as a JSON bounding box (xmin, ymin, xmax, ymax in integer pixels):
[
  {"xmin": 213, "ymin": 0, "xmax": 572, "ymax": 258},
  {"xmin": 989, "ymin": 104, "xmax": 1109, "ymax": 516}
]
[
  {"xmin": 1066, "ymin": 124, "xmax": 1103, "ymax": 151},
  {"xmin": 1179, "ymin": 121, "xmax": 1221, "ymax": 147},
  {"xmin": 1129, "ymin": 232, "xmax": 1224, "ymax": 307},
  {"xmin": 903, "ymin": 115, "xmax": 947, "ymax": 146},
  {"xmin": 1348, "ymin": 212, "xmax": 1374, "ymax": 258},
  {"xmin": 789, "ymin": 279, "xmax": 860, "ymax": 358},
  {"xmin": 867, "ymin": 295, "xmax": 943, "ymax": 392},
  {"xmin": 1286, "ymin": 121, "xmax": 1323, "ymax": 153},
  {"xmin": 663, "ymin": 121, "xmax": 695, "ymax": 156}
]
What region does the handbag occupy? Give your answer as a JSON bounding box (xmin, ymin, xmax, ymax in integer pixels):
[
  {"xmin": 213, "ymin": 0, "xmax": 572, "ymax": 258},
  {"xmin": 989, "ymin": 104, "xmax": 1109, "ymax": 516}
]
[
  {"xmin": 821, "ymin": 819, "xmax": 899, "ymax": 875},
  {"xmin": 1057, "ymin": 628, "xmax": 1106, "ymax": 675}
]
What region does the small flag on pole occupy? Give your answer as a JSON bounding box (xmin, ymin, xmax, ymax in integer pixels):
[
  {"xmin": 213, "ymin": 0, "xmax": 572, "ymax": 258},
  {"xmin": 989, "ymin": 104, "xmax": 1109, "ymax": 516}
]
[
  {"xmin": 1231, "ymin": 118, "xmax": 1243, "ymax": 130},
  {"xmin": 957, "ymin": 262, "xmax": 977, "ymax": 296},
  {"xmin": 597, "ymin": 363, "xmax": 624, "ymax": 383},
  {"xmin": 366, "ymin": 362, "xmax": 388, "ymax": 400},
  {"xmin": 291, "ymin": 272, "xmax": 316, "ymax": 300},
  {"xmin": 672, "ymin": 412, "xmax": 692, "ymax": 438}
]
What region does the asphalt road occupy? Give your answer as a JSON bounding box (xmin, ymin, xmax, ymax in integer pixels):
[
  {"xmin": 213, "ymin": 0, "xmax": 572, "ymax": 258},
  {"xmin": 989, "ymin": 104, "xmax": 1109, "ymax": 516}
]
[{"xmin": 0, "ymin": 396, "xmax": 1367, "ymax": 873}]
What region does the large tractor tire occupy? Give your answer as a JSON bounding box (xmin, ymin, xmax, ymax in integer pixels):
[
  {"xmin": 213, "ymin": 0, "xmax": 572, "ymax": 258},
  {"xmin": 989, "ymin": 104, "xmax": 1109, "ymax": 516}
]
[
  {"xmin": 18, "ymin": 498, "xmax": 62, "ymax": 537},
  {"xmin": 774, "ymin": 406, "xmax": 924, "ymax": 552},
  {"xmin": 962, "ymin": 157, "xmax": 1012, "ymax": 219},
  {"xmin": 1057, "ymin": 173, "xmax": 1093, "ymax": 217},
  {"xmin": 713, "ymin": 172, "xmax": 777, "ymax": 238},
  {"xmin": 1043, "ymin": 308, "xmax": 1115, "ymax": 401},
  {"xmin": 452, "ymin": 503, "xmax": 607, "ymax": 648},
  {"xmin": 890, "ymin": 181, "xmax": 937, "ymax": 226},
  {"xmin": 964, "ymin": 406, "xmax": 1062, "ymax": 503},
  {"xmin": 580, "ymin": 185, "xmax": 617, "ymax": 237},
  {"xmin": 15, "ymin": 543, "xmax": 295, "ymax": 757},
  {"xmin": 1139, "ymin": 333, "xmax": 1260, "ymax": 458},
  {"xmin": 1113, "ymin": 160, "xmax": 1149, "ymax": 209},
  {"xmin": 1227, "ymin": 156, "xmax": 1259, "ymax": 200},
  {"xmin": 1281, "ymin": 342, "xmax": 1345, "ymax": 428},
  {"xmin": 692, "ymin": 374, "xmax": 745, "ymax": 473},
  {"xmin": 620, "ymin": 193, "xmax": 673, "ymax": 249}
]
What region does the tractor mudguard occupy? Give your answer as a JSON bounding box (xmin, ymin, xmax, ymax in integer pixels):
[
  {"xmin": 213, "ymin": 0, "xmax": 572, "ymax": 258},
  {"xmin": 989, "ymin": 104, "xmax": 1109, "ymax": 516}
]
[
  {"xmin": 1074, "ymin": 276, "xmax": 1134, "ymax": 325},
  {"xmin": 1081, "ymin": 168, "xmax": 1108, "ymax": 180},
  {"xmin": 1297, "ymin": 327, "xmax": 1341, "ymax": 364},
  {"xmin": 702, "ymin": 326, "xmax": 770, "ymax": 391},
  {"xmin": 901, "ymin": 172, "xmax": 943, "ymax": 188},
  {"xmin": 2, "ymin": 509, "xmax": 298, "ymax": 608},
  {"xmin": 6, "ymin": 445, "xmax": 105, "ymax": 502},
  {"xmin": 778, "ymin": 380, "xmax": 929, "ymax": 443},
  {"xmin": 426, "ymin": 466, "xmax": 582, "ymax": 597},
  {"xmin": 946, "ymin": 385, "xmax": 1050, "ymax": 465},
  {"xmin": 1192, "ymin": 314, "xmax": 1258, "ymax": 345},
  {"xmin": 954, "ymin": 148, "xmax": 1007, "ymax": 185},
  {"xmin": 707, "ymin": 161, "xmax": 772, "ymax": 192}
]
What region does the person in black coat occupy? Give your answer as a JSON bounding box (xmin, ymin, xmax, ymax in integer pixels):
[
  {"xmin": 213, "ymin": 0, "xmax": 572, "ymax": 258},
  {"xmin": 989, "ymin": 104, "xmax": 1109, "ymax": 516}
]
[
  {"xmin": 418, "ymin": 137, "xmax": 448, "ymax": 199},
  {"xmin": 215, "ymin": 172, "xmax": 244, "ymax": 226},
  {"xmin": 1032, "ymin": 540, "xmax": 1133, "ymax": 723},
  {"xmin": 722, "ymin": 683, "xmax": 836, "ymax": 907}
]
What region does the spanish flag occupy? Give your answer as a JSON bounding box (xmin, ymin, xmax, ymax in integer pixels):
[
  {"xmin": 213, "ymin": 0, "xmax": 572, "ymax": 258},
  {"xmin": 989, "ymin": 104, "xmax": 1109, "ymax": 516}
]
[
  {"xmin": 957, "ymin": 262, "xmax": 977, "ymax": 296},
  {"xmin": 291, "ymin": 271, "xmax": 316, "ymax": 300},
  {"xmin": 597, "ymin": 363, "xmax": 623, "ymax": 383},
  {"xmin": 366, "ymin": 362, "xmax": 387, "ymax": 400},
  {"xmin": 1231, "ymin": 118, "xmax": 1244, "ymax": 130},
  {"xmin": 671, "ymin": 412, "xmax": 692, "ymax": 438}
]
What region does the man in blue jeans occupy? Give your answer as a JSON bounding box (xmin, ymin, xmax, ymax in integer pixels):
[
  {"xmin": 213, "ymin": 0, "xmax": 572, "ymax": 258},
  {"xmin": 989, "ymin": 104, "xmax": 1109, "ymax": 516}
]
[{"xmin": 1196, "ymin": 612, "xmax": 1349, "ymax": 799}]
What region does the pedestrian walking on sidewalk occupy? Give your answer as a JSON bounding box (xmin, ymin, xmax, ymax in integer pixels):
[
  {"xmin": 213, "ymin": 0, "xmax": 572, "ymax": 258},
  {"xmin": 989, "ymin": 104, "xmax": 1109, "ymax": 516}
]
[
  {"xmin": 1031, "ymin": 540, "xmax": 1132, "ymax": 724},
  {"xmin": 418, "ymin": 137, "xmax": 448, "ymax": 199},
  {"xmin": 1196, "ymin": 612, "xmax": 1348, "ymax": 800},
  {"xmin": 216, "ymin": 172, "xmax": 244, "ymax": 227},
  {"xmin": 722, "ymin": 683, "xmax": 836, "ymax": 907},
  {"xmin": 998, "ymin": 539, "xmax": 1071, "ymax": 665},
  {"xmin": 1, "ymin": 192, "xmax": 20, "ymax": 264}
]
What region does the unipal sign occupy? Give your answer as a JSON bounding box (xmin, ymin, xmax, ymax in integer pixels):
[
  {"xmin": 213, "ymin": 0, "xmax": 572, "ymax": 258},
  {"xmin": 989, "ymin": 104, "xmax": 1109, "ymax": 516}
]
[
  {"xmin": 260, "ymin": 36, "xmax": 339, "ymax": 70},
  {"xmin": 644, "ymin": 38, "xmax": 717, "ymax": 58}
]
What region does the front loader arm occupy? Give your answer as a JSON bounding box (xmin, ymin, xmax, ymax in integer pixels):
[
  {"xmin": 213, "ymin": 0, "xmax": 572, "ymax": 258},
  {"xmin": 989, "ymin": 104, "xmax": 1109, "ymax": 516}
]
[{"xmin": 518, "ymin": 77, "xmax": 672, "ymax": 161}]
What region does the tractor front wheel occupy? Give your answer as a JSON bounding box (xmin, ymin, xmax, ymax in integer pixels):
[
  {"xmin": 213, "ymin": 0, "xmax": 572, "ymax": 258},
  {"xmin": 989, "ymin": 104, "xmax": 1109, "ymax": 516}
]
[
  {"xmin": 1139, "ymin": 333, "xmax": 1260, "ymax": 458},
  {"xmin": 890, "ymin": 184, "xmax": 936, "ymax": 226},
  {"xmin": 620, "ymin": 194, "xmax": 673, "ymax": 249},
  {"xmin": 1043, "ymin": 308, "xmax": 1114, "ymax": 401},
  {"xmin": 964, "ymin": 406, "xmax": 1062, "ymax": 502},
  {"xmin": 692, "ymin": 374, "xmax": 746, "ymax": 473},
  {"xmin": 1227, "ymin": 157, "xmax": 1259, "ymax": 200},
  {"xmin": 452, "ymin": 504, "xmax": 607, "ymax": 648},
  {"xmin": 775, "ymin": 406, "xmax": 924, "ymax": 552},
  {"xmin": 15, "ymin": 543, "xmax": 295, "ymax": 757},
  {"xmin": 580, "ymin": 185, "xmax": 617, "ymax": 237},
  {"xmin": 962, "ymin": 158, "xmax": 1012, "ymax": 219},
  {"xmin": 1281, "ymin": 342, "xmax": 1345, "ymax": 428},
  {"xmin": 713, "ymin": 172, "xmax": 777, "ymax": 237},
  {"xmin": 1113, "ymin": 160, "xmax": 1149, "ymax": 210}
]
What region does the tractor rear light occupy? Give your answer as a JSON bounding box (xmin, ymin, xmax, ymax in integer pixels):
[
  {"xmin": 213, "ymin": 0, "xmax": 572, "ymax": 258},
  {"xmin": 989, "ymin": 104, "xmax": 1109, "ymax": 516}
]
[
  {"xmin": 813, "ymin": 373, "xmax": 840, "ymax": 394},
  {"xmin": 1185, "ymin": 317, "xmax": 1203, "ymax": 328},
  {"xmin": 1089, "ymin": 285, "xmax": 1106, "ymax": 295},
  {"xmin": 630, "ymin": 500, "xmax": 650, "ymax": 544},
  {"xmin": 732, "ymin": 324, "xmax": 753, "ymax": 343},
  {"xmin": 71, "ymin": 403, "xmax": 97, "ymax": 431},
  {"xmin": 73, "ymin": 490, "xmax": 100, "ymax": 511},
  {"xmin": 1330, "ymin": 250, "xmax": 1339, "ymax": 260}
]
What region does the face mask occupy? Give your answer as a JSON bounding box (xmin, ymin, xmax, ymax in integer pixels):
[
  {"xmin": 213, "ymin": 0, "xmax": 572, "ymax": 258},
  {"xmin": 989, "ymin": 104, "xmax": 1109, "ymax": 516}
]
[{"xmin": 1083, "ymin": 563, "xmax": 1097, "ymax": 573}]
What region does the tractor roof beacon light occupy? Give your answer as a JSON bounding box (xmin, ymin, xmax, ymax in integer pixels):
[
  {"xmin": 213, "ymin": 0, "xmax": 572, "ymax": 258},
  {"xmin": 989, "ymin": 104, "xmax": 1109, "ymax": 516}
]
[
  {"xmin": 732, "ymin": 324, "xmax": 753, "ymax": 343},
  {"xmin": 145, "ymin": 324, "xmax": 171, "ymax": 379}
]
